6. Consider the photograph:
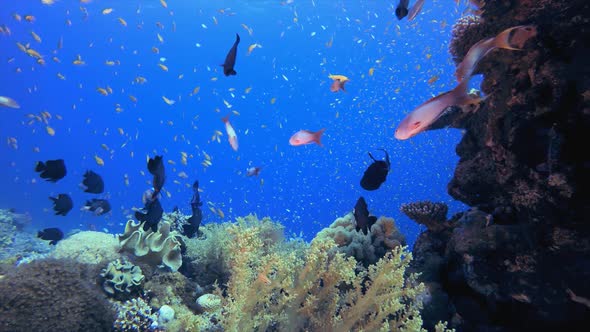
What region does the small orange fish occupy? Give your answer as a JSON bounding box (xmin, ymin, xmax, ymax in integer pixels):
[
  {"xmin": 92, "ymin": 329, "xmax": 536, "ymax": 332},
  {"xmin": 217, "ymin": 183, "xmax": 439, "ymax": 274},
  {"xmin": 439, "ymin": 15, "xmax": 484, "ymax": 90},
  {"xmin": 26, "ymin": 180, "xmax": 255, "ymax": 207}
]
[
  {"xmin": 328, "ymin": 74, "xmax": 349, "ymax": 93},
  {"xmin": 289, "ymin": 129, "xmax": 326, "ymax": 146},
  {"xmin": 222, "ymin": 114, "xmax": 238, "ymax": 151}
]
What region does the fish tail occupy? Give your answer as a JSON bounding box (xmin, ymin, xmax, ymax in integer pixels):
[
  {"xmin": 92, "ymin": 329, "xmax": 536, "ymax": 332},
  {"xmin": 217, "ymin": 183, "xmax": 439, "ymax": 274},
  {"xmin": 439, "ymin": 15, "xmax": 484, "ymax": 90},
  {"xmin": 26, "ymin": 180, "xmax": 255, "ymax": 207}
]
[
  {"xmin": 35, "ymin": 161, "xmax": 45, "ymax": 172},
  {"xmin": 314, "ymin": 128, "xmax": 326, "ymax": 146},
  {"xmin": 493, "ymin": 26, "xmax": 523, "ymax": 51},
  {"xmin": 235, "ymin": 33, "xmax": 240, "ymax": 43}
]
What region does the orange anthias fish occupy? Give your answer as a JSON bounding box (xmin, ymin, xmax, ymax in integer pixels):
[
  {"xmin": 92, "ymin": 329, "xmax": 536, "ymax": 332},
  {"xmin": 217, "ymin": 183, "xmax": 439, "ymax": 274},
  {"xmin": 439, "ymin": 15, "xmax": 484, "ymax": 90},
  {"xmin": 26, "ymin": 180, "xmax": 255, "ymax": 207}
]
[
  {"xmin": 456, "ymin": 25, "xmax": 537, "ymax": 82},
  {"xmin": 394, "ymin": 78, "xmax": 476, "ymax": 140},
  {"xmin": 222, "ymin": 114, "xmax": 238, "ymax": 151},
  {"xmin": 289, "ymin": 129, "xmax": 326, "ymax": 146},
  {"xmin": 395, "ymin": 25, "xmax": 538, "ymax": 140},
  {"xmin": 328, "ymin": 74, "xmax": 349, "ymax": 92}
]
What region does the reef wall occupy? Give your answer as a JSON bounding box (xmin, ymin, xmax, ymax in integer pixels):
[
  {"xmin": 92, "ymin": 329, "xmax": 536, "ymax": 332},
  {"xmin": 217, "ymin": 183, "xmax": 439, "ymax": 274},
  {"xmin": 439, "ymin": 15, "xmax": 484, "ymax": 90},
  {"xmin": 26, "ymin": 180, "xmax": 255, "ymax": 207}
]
[{"xmin": 409, "ymin": 0, "xmax": 590, "ymax": 330}]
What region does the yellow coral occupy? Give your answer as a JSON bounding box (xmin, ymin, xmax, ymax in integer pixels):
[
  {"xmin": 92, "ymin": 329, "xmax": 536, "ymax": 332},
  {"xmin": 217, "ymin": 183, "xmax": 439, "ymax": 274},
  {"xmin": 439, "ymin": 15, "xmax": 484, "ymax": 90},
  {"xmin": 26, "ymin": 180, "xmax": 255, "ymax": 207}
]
[{"xmin": 215, "ymin": 214, "xmax": 428, "ymax": 331}]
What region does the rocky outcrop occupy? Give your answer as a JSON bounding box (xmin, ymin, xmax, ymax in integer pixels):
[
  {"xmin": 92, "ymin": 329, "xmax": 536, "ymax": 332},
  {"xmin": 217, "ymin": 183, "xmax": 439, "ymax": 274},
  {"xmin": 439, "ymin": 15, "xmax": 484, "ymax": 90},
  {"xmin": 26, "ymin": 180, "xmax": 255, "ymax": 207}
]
[{"xmin": 409, "ymin": 0, "xmax": 590, "ymax": 330}]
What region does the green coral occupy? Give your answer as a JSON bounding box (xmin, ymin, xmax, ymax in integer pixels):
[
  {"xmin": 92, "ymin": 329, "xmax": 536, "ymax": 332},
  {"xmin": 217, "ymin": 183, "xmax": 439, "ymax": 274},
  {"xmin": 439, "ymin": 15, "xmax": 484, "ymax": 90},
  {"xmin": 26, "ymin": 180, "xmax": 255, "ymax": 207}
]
[
  {"xmin": 118, "ymin": 220, "xmax": 183, "ymax": 272},
  {"xmin": 100, "ymin": 258, "xmax": 144, "ymax": 299}
]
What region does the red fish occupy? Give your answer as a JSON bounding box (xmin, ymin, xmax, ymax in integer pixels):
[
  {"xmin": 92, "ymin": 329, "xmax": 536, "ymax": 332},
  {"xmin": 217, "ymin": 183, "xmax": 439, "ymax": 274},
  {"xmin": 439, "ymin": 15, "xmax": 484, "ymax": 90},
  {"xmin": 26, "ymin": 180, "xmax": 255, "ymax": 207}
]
[
  {"xmin": 289, "ymin": 129, "xmax": 326, "ymax": 146},
  {"xmin": 222, "ymin": 115, "xmax": 239, "ymax": 151}
]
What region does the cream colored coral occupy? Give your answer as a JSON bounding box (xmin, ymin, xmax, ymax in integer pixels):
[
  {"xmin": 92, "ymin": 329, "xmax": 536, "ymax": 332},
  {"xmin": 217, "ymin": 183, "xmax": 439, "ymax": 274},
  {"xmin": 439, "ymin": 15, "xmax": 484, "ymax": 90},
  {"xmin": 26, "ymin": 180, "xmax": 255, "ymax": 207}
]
[
  {"xmin": 118, "ymin": 220, "xmax": 182, "ymax": 272},
  {"xmin": 196, "ymin": 294, "xmax": 222, "ymax": 312},
  {"xmin": 50, "ymin": 231, "xmax": 119, "ymax": 265}
]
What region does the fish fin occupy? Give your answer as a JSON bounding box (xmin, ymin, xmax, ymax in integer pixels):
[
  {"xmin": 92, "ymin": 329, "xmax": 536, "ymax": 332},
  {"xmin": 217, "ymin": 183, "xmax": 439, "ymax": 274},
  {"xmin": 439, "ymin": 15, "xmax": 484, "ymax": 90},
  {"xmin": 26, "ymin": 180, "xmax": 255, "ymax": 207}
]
[
  {"xmin": 314, "ymin": 128, "xmax": 326, "ymax": 146},
  {"xmin": 49, "ymin": 196, "xmax": 57, "ymax": 202},
  {"xmin": 235, "ymin": 33, "xmax": 240, "ymax": 43},
  {"xmin": 230, "ymin": 69, "xmax": 237, "ymax": 75},
  {"xmin": 35, "ymin": 161, "xmax": 45, "ymax": 172}
]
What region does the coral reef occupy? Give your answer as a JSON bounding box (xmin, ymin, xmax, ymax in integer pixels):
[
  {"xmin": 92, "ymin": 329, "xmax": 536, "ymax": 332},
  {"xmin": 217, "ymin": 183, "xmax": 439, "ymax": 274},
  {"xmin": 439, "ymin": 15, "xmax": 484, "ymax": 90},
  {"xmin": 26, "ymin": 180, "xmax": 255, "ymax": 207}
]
[
  {"xmin": 113, "ymin": 297, "xmax": 160, "ymax": 332},
  {"xmin": 0, "ymin": 258, "xmax": 114, "ymax": 332},
  {"xmin": 449, "ymin": 14, "xmax": 485, "ymax": 64},
  {"xmin": 400, "ymin": 201, "xmax": 451, "ymax": 232},
  {"xmin": 49, "ymin": 230, "xmax": 120, "ymax": 265},
  {"xmin": 101, "ymin": 257, "xmax": 145, "ymax": 299},
  {"xmin": 0, "ymin": 209, "xmax": 50, "ymax": 263},
  {"xmin": 214, "ymin": 215, "xmax": 424, "ymax": 331},
  {"xmin": 314, "ymin": 212, "xmax": 405, "ymax": 265},
  {"xmin": 407, "ymin": 1, "xmax": 590, "ymax": 330},
  {"xmin": 118, "ymin": 220, "xmax": 183, "ymax": 272}
]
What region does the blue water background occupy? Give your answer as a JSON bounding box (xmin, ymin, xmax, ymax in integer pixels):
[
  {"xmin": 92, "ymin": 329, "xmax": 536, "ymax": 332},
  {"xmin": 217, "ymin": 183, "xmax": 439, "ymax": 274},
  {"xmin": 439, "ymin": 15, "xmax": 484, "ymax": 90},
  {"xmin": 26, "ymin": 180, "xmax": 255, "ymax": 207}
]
[{"xmin": 0, "ymin": 0, "xmax": 472, "ymax": 247}]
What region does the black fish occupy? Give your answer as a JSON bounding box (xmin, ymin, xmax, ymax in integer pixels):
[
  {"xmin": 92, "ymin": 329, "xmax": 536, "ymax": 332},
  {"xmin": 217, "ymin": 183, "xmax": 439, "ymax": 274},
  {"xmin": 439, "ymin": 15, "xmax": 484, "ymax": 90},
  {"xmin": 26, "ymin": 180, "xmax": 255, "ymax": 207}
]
[
  {"xmin": 353, "ymin": 197, "xmax": 377, "ymax": 235},
  {"xmin": 82, "ymin": 170, "xmax": 104, "ymax": 194},
  {"xmin": 184, "ymin": 180, "xmax": 203, "ymax": 238},
  {"xmin": 360, "ymin": 149, "xmax": 391, "ymax": 191},
  {"xmin": 49, "ymin": 194, "xmax": 73, "ymax": 216},
  {"xmin": 148, "ymin": 155, "xmax": 166, "ymax": 200},
  {"xmin": 37, "ymin": 227, "xmax": 64, "ymax": 245},
  {"xmin": 35, "ymin": 159, "xmax": 67, "ymax": 182},
  {"xmin": 83, "ymin": 198, "xmax": 111, "ymax": 216},
  {"xmin": 395, "ymin": 0, "xmax": 410, "ymax": 20},
  {"xmin": 222, "ymin": 33, "xmax": 240, "ymax": 76},
  {"xmin": 135, "ymin": 198, "xmax": 163, "ymax": 232}
]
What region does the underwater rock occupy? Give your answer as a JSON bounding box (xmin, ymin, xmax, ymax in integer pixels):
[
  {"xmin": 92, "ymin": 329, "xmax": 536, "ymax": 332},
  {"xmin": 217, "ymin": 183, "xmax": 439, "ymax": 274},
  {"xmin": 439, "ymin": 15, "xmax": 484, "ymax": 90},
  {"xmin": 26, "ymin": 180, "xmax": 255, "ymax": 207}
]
[
  {"xmin": 157, "ymin": 305, "xmax": 175, "ymax": 325},
  {"xmin": 100, "ymin": 257, "xmax": 144, "ymax": 299},
  {"xmin": 118, "ymin": 220, "xmax": 183, "ymax": 272},
  {"xmin": 412, "ymin": 1, "xmax": 590, "ymax": 329}
]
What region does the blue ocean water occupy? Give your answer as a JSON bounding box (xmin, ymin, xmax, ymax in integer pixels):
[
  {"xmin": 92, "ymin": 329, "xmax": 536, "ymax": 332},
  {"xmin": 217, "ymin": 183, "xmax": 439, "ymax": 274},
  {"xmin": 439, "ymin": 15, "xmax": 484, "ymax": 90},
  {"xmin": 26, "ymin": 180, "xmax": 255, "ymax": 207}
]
[{"xmin": 0, "ymin": 0, "xmax": 470, "ymax": 246}]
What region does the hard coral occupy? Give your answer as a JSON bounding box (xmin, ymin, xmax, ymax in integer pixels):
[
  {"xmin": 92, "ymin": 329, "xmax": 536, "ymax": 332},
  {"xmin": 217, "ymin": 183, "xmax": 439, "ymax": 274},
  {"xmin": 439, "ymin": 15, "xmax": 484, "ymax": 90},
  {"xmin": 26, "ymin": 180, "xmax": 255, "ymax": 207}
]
[
  {"xmin": 113, "ymin": 297, "xmax": 159, "ymax": 332},
  {"xmin": 450, "ymin": 15, "xmax": 484, "ymax": 64},
  {"xmin": 0, "ymin": 258, "xmax": 114, "ymax": 332},
  {"xmin": 401, "ymin": 201, "xmax": 450, "ymax": 232}
]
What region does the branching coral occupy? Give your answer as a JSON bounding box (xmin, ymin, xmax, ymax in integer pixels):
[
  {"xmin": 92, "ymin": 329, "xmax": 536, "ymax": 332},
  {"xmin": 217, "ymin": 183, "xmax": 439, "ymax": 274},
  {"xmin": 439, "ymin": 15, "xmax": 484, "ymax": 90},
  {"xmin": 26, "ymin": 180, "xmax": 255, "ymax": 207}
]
[
  {"xmin": 213, "ymin": 214, "xmax": 428, "ymax": 331},
  {"xmin": 401, "ymin": 201, "xmax": 450, "ymax": 232}
]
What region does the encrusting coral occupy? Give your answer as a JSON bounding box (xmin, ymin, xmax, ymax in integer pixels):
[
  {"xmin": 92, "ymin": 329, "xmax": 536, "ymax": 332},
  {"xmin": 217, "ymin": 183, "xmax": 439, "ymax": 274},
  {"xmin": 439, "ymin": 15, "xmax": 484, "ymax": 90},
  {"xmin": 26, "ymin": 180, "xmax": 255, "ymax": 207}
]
[
  {"xmin": 118, "ymin": 220, "xmax": 183, "ymax": 272},
  {"xmin": 50, "ymin": 230, "xmax": 119, "ymax": 265}
]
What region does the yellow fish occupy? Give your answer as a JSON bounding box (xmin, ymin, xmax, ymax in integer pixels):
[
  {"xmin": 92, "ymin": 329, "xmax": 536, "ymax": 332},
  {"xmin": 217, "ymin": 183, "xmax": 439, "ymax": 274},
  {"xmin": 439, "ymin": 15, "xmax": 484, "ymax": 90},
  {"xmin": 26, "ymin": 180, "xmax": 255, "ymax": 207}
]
[
  {"xmin": 117, "ymin": 17, "xmax": 127, "ymax": 27},
  {"xmin": 30, "ymin": 31, "xmax": 42, "ymax": 43},
  {"xmin": 102, "ymin": 8, "xmax": 113, "ymax": 15},
  {"xmin": 162, "ymin": 96, "xmax": 175, "ymax": 105},
  {"xmin": 158, "ymin": 63, "xmax": 168, "ymax": 71},
  {"xmin": 94, "ymin": 155, "xmax": 105, "ymax": 166},
  {"xmin": 46, "ymin": 126, "xmax": 55, "ymax": 136}
]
